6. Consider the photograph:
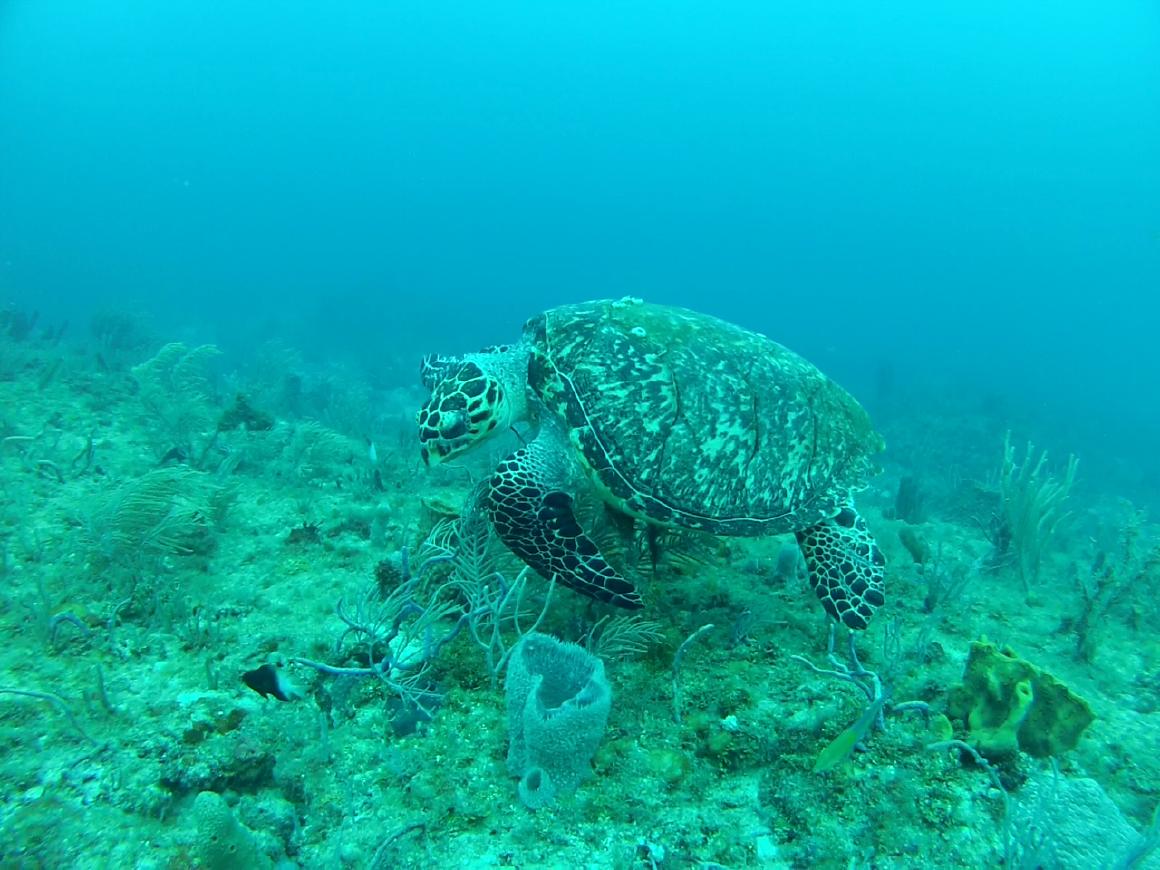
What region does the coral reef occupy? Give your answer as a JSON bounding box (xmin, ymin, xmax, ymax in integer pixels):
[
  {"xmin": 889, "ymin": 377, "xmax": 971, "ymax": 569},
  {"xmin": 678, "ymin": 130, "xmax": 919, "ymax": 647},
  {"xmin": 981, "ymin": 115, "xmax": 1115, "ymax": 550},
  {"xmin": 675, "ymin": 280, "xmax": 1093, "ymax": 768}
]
[{"xmin": 0, "ymin": 316, "xmax": 1156, "ymax": 869}]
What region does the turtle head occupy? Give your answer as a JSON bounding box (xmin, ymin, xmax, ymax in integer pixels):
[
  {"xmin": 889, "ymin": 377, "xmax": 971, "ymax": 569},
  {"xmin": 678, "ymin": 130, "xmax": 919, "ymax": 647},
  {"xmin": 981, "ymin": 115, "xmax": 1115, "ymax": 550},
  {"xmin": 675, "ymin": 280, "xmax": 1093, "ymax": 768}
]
[{"xmin": 418, "ymin": 357, "xmax": 508, "ymax": 465}]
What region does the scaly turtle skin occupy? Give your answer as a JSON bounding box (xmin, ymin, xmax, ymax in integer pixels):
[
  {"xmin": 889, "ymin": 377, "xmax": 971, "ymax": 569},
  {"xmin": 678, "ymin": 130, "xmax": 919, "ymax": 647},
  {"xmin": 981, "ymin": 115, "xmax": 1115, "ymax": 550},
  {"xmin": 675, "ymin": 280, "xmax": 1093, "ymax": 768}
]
[{"xmin": 417, "ymin": 297, "xmax": 886, "ymax": 629}]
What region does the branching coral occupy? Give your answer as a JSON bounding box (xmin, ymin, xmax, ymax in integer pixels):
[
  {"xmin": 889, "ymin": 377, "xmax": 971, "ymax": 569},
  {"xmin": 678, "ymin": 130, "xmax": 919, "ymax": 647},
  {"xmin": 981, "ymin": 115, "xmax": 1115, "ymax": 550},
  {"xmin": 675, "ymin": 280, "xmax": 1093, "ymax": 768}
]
[{"xmin": 994, "ymin": 431, "xmax": 1078, "ymax": 596}]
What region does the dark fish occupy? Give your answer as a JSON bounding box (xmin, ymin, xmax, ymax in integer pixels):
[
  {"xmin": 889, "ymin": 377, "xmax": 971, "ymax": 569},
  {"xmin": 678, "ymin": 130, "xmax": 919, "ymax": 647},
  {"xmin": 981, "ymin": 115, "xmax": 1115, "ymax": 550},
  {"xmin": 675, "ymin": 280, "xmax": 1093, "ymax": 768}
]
[
  {"xmin": 158, "ymin": 446, "xmax": 188, "ymax": 466},
  {"xmin": 242, "ymin": 663, "xmax": 302, "ymax": 702}
]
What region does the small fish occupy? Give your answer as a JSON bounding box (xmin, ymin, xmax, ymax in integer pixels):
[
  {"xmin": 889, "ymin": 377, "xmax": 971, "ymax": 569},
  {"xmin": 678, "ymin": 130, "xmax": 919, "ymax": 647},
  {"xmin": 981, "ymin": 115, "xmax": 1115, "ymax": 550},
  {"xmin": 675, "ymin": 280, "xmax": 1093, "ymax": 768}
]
[
  {"xmin": 367, "ymin": 439, "xmax": 379, "ymax": 465},
  {"xmin": 242, "ymin": 663, "xmax": 303, "ymax": 702},
  {"xmin": 158, "ymin": 446, "xmax": 188, "ymax": 466},
  {"xmin": 813, "ymin": 695, "xmax": 887, "ymax": 772}
]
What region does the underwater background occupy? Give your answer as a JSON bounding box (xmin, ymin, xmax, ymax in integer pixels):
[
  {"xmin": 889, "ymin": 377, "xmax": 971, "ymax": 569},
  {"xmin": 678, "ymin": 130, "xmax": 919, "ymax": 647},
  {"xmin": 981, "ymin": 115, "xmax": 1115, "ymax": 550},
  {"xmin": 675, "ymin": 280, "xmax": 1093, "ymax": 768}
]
[{"xmin": 1, "ymin": 1, "xmax": 1159, "ymax": 867}]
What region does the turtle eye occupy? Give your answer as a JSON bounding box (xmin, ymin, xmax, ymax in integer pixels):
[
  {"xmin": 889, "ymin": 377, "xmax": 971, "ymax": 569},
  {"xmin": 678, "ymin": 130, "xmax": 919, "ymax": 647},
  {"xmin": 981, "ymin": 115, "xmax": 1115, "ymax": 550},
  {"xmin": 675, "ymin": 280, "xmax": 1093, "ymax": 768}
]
[{"xmin": 441, "ymin": 412, "xmax": 467, "ymax": 440}]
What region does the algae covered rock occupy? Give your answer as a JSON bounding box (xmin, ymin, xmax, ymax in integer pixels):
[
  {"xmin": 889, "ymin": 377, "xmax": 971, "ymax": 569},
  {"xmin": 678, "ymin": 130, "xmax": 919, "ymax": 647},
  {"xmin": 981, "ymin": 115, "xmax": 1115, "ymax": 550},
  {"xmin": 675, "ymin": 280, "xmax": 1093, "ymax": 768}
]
[{"xmin": 946, "ymin": 640, "xmax": 1094, "ymax": 760}]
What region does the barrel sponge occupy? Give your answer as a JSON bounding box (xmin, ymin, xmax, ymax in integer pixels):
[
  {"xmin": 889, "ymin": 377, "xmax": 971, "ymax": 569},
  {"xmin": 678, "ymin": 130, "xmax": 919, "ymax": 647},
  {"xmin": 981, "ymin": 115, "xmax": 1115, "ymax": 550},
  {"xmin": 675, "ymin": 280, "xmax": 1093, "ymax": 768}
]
[
  {"xmin": 505, "ymin": 633, "xmax": 612, "ymax": 809},
  {"xmin": 190, "ymin": 791, "xmax": 269, "ymax": 870}
]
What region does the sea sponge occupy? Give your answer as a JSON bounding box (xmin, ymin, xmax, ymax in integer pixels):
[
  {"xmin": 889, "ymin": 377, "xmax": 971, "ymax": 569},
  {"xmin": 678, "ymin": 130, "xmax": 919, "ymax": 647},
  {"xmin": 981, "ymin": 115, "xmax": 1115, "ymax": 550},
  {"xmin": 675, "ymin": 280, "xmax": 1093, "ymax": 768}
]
[
  {"xmin": 946, "ymin": 640, "xmax": 1094, "ymax": 760},
  {"xmin": 505, "ymin": 633, "xmax": 612, "ymax": 809},
  {"xmin": 189, "ymin": 791, "xmax": 269, "ymax": 870}
]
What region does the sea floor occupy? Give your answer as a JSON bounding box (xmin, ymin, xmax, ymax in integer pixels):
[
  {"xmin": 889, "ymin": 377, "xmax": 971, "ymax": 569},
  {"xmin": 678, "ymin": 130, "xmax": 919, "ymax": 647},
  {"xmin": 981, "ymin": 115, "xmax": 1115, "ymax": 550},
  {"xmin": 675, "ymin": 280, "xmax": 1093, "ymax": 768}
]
[{"xmin": 0, "ymin": 324, "xmax": 1157, "ymax": 869}]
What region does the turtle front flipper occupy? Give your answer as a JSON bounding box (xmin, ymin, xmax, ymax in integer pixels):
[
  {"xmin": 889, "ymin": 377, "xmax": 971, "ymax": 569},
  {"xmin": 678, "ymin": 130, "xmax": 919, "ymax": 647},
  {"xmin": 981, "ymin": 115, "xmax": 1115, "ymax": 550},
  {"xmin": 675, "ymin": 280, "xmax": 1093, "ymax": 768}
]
[
  {"xmin": 486, "ymin": 446, "xmax": 643, "ymax": 609},
  {"xmin": 795, "ymin": 506, "xmax": 886, "ymax": 630}
]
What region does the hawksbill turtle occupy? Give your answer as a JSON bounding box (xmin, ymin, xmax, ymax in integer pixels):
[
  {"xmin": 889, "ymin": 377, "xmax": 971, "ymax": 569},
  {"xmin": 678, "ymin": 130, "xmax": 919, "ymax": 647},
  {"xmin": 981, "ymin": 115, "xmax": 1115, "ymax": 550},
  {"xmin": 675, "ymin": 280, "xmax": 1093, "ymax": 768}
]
[{"xmin": 417, "ymin": 297, "xmax": 886, "ymax": 629}]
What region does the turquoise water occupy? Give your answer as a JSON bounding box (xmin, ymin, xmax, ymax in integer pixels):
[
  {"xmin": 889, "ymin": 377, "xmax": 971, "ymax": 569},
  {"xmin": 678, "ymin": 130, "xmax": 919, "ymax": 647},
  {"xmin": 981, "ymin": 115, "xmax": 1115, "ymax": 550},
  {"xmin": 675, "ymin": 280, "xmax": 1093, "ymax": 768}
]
[{"xmin": 1, "ymin": 3, "xmax": 1158, "ymax": 867}]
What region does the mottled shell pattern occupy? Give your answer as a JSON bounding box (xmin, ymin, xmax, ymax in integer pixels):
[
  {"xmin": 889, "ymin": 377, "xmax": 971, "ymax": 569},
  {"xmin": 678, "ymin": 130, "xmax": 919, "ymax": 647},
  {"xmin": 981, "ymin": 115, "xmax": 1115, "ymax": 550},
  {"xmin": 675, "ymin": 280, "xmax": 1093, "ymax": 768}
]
[{"xmin": 524, "ymin": 298, "xmax": 883, "ymax": 534}]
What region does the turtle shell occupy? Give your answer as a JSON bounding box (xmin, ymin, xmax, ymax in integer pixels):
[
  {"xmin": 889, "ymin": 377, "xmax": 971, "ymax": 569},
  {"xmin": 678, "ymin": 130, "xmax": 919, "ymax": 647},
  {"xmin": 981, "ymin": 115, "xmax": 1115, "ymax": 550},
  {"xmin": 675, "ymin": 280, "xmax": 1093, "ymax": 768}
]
[{"xmin": 524, "ymin": 298, "xmax": 883, "ymax": 535}]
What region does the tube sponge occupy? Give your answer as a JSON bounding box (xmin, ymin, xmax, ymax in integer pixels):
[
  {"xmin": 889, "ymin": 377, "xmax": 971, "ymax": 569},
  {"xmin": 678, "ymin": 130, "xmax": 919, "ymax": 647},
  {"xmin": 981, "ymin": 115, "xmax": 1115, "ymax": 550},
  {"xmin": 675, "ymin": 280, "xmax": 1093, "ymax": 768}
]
[{"xmin": 505, "ymin": 633, "xmax": 612, "ymax": 809}]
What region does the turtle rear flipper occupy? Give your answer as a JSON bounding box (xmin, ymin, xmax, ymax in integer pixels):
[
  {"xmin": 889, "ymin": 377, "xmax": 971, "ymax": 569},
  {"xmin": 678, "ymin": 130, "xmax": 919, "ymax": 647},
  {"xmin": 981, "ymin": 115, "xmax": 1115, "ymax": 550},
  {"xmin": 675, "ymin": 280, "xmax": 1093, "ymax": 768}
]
[
  {"xmin": 795, "ymin": 506, "xmax": 886, "ymax": 630},
  {"xmin": 486, "ymin": 445, "xmax": 643, "ymax": 609}
]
